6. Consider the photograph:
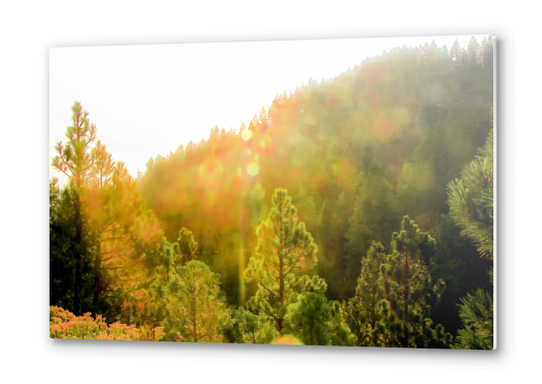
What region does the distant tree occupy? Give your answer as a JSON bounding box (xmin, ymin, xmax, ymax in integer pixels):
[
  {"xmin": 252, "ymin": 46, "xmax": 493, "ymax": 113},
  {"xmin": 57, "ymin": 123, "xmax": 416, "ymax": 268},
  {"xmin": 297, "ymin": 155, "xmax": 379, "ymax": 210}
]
[
  {"xmin": 449, "ymin": 39, "xmax": 461, "ymax": 61},
  {"xmin": 185, "ymin": 140, "xmax": 195, "ymax": 157},
  {"xmin": 344, "ymin": 163, "xmax": 400, "ymax": 294},
  {"xmin": 51, "ymin": 101, "xmax": 98, "ymax": 315},
  {"xmin": 482, "ymin": 36, "xmax": 494, "ymax": 71},
  {"xmin": 259, "ymin": 106, "xmax": 269, "ymax": 129},
  {"xmin": 466, "ymin": 36, "xmax": 480, "ymax": 65},
  {"xmin": 244, "ymin": 188, "xmax": 323, "ymax": 332},
  {"xmin": 316, "ymin": 192, "xmax": 349, "ymax": 299},
  {"xmin": 441, "ymin": 44, "xmax": 449, "ymax": 58},
  {"xmin": 208, "ymin": 125, "xmax": 220, "ymax": 142}
]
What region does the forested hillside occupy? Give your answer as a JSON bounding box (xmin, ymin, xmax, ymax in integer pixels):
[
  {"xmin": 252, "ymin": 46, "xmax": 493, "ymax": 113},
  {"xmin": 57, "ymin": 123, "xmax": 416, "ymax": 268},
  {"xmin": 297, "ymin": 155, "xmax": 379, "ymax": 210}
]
[{"xmin": 50, "ymin": 36, "xmax": 494, "ymax": 348}]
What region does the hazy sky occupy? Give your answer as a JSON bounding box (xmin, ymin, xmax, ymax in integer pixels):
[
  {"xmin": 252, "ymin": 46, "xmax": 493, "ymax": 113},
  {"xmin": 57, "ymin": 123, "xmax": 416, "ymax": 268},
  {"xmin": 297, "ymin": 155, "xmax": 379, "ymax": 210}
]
[{"xmin": 50, "ymin": 34, "xmax": 486, "ymax": 185}]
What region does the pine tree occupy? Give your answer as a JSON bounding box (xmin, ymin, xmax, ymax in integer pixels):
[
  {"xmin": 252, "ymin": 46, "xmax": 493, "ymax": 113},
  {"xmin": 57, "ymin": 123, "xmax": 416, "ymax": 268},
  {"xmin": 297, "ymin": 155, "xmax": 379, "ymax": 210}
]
[
  {"xmin": 243, "ymin": 188, "xmax": 323, "ymax": 332},
  {"xmin": 344, "ymin": 163, "xmax": 400, "ymax": 294},
  {"xmin": 50, "ymin": 178, "xmax": 89, "ymax": 313},
  {"xmin": 441, "ymin": 44, "xmax": 449, "ymax": 59},
  {"xmin": 447, "ymin": 127, "xmax": 493, "ymax": 259},
  {"xmin": 86, "ymin": 161, "xmax": 164, "ymax": 315},
  {"xmin": 448, "ymin": 124, "xmax": 494, "ymax": 349},
  {"xmin": 343, "ymin": 241, "xmax": 387, "ymax": 346},
  {"xmin": 90, "ymin": 141, "xmax": 115, "ymax": 188},
  {"xmin": 51, "ymin": 101, "xmax": 98, "ymax": 315},
  {"xmin": 163, "ymin": 260, "xmax": 229, "ymax": 342},
  {"xmin": 208, "ymin": 125, "xmax": 220, "ymax": 142},
  {"xmin": 85, "ymin": 141, "xmax": 115, "ymax": 307},
  {"xmin": 231, "ymin": 307, "xmax": 279, "ymax": 344},
  {"xmin": 283, "ymin": 292, "xmax": 355, "ymax": 346},
  {"xmin": 455, "ymin": 269, "xmax": 493, "ymax": 349},
  {"xmin": 259, "ymin": 106, "xmax": 269, "ymax": 126},
  {"xmin": 466, "ymin": 36, "xmax": 481, "ymax": 65},
  {"xmin": 370, "ymin": 216, "xmax": 451, "ymax": 348},
  {"xmin": 173, "ymin": 227, "xmax": 198, "ymax": 264},
  {"xmin": 316, "ymin": 192, "xmax": 349, "ymax": 299},
  {"xmin": 449, "ymin": 39, "xmax": 461, "ymax": 62},
  {"xmin": 483, "ymin": 35, "xmax": 494, "ymax": 71}
]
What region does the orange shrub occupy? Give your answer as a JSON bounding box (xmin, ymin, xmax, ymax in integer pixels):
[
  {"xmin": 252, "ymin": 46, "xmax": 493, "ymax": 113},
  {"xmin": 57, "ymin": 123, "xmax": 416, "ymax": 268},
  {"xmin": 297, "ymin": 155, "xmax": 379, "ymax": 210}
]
[{"xmin": 50, "ymin": 306, "xmax": 165, "ymax": 341}]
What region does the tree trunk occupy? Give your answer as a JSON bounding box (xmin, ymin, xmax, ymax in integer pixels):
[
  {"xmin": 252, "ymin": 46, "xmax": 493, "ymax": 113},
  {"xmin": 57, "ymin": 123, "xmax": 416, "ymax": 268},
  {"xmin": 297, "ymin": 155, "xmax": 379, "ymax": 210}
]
[
  {"xmin": 403, "ymin": 252, "xmax": 409, "ymax": 348},
  {"xmin": 193, "ymin": 299, "xmax": 198, "ymax": 342},
  {"xmin": 93, "ymin": 239, "xmax": 102, "ymax": 306},
  {"xmin": 74, "ymin": 192, "xmax": 82, "ymax": 316},
  {"xmin": 278, "ymin": 252, "xmax": 284, "ymax": 333}
]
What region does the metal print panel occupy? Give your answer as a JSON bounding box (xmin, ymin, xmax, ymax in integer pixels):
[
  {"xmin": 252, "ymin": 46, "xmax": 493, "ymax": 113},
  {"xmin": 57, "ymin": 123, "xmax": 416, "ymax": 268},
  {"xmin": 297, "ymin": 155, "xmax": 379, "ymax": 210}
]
[{"xmin": 49, "ymin": 35, "xmax": 495, "ymax": 349}]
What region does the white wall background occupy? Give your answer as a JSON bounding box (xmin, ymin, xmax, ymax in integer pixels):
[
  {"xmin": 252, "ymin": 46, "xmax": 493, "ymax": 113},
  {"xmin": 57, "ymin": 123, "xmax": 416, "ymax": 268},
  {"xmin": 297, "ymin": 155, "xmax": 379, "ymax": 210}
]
[{"xmin": 0, "ymin": 1, "xmax": 535, "ymax": 382}]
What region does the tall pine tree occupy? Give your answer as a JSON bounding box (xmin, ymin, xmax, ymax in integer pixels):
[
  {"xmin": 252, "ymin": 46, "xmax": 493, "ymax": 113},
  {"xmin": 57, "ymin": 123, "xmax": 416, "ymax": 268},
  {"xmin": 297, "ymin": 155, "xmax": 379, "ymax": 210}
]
[
  {"xmin": 448, "ymin": 122, "xmax": 494, "ymax": 349},
  {"xmin": 244, "ymin": 188, "xmax": 323, "ymax": 332},
  {"xmin": 51, "ymin": 101, "xmax": 98, "ymax": 315}
]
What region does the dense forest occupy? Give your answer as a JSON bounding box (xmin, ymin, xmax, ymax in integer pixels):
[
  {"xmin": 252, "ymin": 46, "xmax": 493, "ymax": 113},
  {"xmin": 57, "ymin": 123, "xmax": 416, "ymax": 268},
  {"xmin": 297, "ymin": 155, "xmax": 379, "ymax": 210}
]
[{"xmin": 50, "ymin": 36, "xmax": 494, "ymax": 349}]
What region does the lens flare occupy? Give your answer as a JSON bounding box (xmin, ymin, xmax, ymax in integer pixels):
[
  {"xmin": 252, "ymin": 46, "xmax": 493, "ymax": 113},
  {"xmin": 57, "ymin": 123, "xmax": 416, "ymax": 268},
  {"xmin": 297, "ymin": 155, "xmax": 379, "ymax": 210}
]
[
  {"xmin": 272, "ymin": 335, "xmax": 303, "ymax": 345},
  {"xmin": 247, "ymin": 163, "xmax": 259, "ymax": 177},
  {"xmin": 242, "ymin": 129, "xmax": 252, "ymax": 141},
  {"xmin": 250, "ymin": 183, "xmax": 265, "ymax": 200}
]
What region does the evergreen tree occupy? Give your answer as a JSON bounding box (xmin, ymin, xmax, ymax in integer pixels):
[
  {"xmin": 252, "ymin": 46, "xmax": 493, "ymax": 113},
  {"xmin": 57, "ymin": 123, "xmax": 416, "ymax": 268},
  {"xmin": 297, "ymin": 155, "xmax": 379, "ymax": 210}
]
[
  {"xmin": 231, "ymin": 307, "xmax": 279, "ymax": 344},
  {"xmin": 50, "ymin": 178, "xmax": 92, "ymax": 313},
  {"xmin": 208, "ymin": 125, "xmax": 220, "ymax": 142},
  {"xmin": 482, "ymin": 35, "xmax": 494, "ymax": 71},
  {"xmin": 448, "ymin": 124, "xmax": 494, "ymax": 350},
  {"xmin": 343, "ymin": 241, "xmax": 387, "ymax": 346},
  {"xmin": 370, "ymin": 216, "xmax": 452, "ymax": 348},
  {"xmin": 466, "ymin": 36, "xmax": 481, "ymax": 65},
  {"xmin": 316, "ymin": 192, "xmax": 349, "ymax": 299},
  {"xmin": 51, "ymin": 101, "xmax": 98, "ymax": 315},
  {"xmin": 90, "ymin": 141, "xmax": 115, "ymax": 188},
  {"xmin": 86, "ymin": 141, "xmax": 115, "ymax": 307},
  {"xmin": 441, "ymin": 44, "xmax": 449, "ymax": 58},
  {"xmin": 259, "ymin": 106, "xmax": 269, "ymax": 130},
  {"xmin": 244, "ymin": 188, "xmax": 323, "ymax": 332},
  {"xmin": 283, "ymin": 292, "xmax": 355, "ymax": 346},
  {"xmin": 454, "ymin": 269, "xmax": 493, "ymax": 349},
  {"xmin": 173, "ymin": 227, "xmax": 198, "ymax": 264},
  {"xmin": 449, "ymin": 39, "xmax": 461, "ymax": 62},
  {"xmin": 163, "ymin": 260, "xmax": 229, "ymax": 342},
  {"xmin": 86, "ymin": 161, "xmax": 164, "ymax": 316},
  {"xmin": 447, "ymin": 127, "xmax": 493, "ymax": 259},
  {"xmin": 344, "ymin": 163, "xmax": 400, "ymax": 294}
]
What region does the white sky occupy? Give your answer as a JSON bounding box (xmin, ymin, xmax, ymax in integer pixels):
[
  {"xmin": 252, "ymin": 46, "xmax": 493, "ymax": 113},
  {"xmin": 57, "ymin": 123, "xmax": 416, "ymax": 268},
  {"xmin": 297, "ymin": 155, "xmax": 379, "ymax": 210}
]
[{"xmin": 50, "ymin": 34, "xmax": 486, "ymax": 185}]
